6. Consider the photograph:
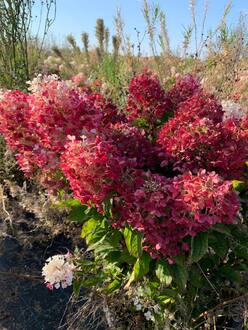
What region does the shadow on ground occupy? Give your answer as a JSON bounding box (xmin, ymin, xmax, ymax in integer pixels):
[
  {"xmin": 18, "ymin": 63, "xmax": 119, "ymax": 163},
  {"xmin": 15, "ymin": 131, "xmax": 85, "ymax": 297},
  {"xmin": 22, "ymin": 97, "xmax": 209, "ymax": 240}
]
[{"xmin": 0, "ymin": 228, "xmax": 75, "ymax": 330}]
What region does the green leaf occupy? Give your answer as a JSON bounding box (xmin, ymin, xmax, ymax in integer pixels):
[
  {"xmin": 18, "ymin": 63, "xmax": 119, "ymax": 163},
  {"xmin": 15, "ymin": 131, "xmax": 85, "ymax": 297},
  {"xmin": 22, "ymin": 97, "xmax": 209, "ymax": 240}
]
[
  {"xmin": 170, "ymin": 263, "xmax": 188, "ymax": 291},
  {"xmin": 81, "ymin": 277, "xmax": 103, "ymax": 288},
  {"xmin": 125, "ymin": 252, "xmax": 151, "ymax": 288},
  {"xmin": 68, "ymin": 202, "xmax": 103, "ymax": 223},
  {"xmin": 218, "ymin": 265, "xmax": 241, "ymax": 283},
  {"xmin": 234, "ymin": 246, "xmax": 248, "ymax": 260},
  {"xmin": 73, "ymin": 279, "xmax": 82, "ymax": 296},
  {"xmin": 107, "ymin": 279, "xmax": 122, "ymax": 293},
  {"xmin": 93, "ymin": 243, "xmax": 119, "ymax": 257},
  {"xmin": 155, "ymin": 260, "xmax": 172, "ymax": 286},
  {"xmin": 119, "ymin": 249, "xmax": 136, "ymax": 264},
  {"xmin": 55, "ymin": 198, "xmax": 82, "ymax": 209},
  {"xmin": 159, "ymin": 288, "xmax": 178, "ymax": 299},
  {"xmin": 68, "ymin": 204, "xmax": 89, "ymax": 222},
  {"xmin": 191, "ymin": 232, "xmax": 209, "ymax": 263},
  {"xmin": 189, "ymin": 266, "xmax": 204, "ymax": 288},
  {"xmin": 81, "ymin": 218, "xmax": 98, "ymax": 238},
  {"xmin": 211, "ymin": 223, "xmax": 232, "ymax": 237},
  {"xmin": 133, "ymin": 253, "xmax": 150, "ymax": 280},
  {"xmin": 157, "ymin": 296, "xmax": 174, "ymax": 305},
  {"xmin": 124, "ymin": 226, "xmax": 143, "ymax": 258},
  {"xmin": 209, "ymin": 232, "xmax": 229, "ymax": 257},
  {"xmin": 232, "ymin": 180, "xmax": 246, "ymax": 192},
  {"xmin": 87, "ymin": 229, "xmax": 121, "ymax": 258},
  {"xmin": 86, "ymin": 227, "xmax": 108, "ymax": 245}
]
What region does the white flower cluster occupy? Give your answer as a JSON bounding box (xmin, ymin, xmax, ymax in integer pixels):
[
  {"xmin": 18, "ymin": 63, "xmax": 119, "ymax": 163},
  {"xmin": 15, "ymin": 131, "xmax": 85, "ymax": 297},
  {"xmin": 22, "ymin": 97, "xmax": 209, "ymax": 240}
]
[
  {"xmin": 133, "ymin": 296, "xmax": 161, "ymax": 321},
  {"xmin": 221, "ymin": 100, "xmax": 244, "ymax": 120},
  {"xmin": 42, "ymin": 253, "xmax": 75, "ymax": 289},
  {"xmin": 27, "ymin": 74, "xmax": 60, "ymax": 93}
]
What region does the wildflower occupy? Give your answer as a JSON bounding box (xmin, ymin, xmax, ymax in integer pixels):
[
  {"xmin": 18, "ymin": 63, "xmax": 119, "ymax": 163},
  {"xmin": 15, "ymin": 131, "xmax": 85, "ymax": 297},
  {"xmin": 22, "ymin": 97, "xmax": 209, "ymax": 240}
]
[
  {"xmin": 153, "ymin": 304, "xmax": 161, "ymax": 314},
  {"xmin": 144, "ymin": 310, "xmax": 152, "ymax": 321},
  {"xmin": 42, "ymin": 254, "xmax": 75, "ymax": 290}
]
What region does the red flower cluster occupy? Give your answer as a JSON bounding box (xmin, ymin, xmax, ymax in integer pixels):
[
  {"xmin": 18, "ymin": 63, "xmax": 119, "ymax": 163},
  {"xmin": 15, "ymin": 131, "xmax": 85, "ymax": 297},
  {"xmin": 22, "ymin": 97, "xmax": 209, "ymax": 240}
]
[
  {"xmin": 113, "ymin": 170, "xmax": 239, "ymax": 258},
  {"xmin": 125, "ymin": 72, "xmax": 172, "ymax": 125},
  {"xmin": 167, "ymin": 74, "xmax": 201, "ymax": 108},
  {"xmin": 0, "ymin": 78, "xmax": 120, "ymax": 190},
  {"xmin": 175, "ymin": 92, "xmax": 223, "ymax": 124},
  {"xmin": 61, "ymin": 135, "xmax": 128, "ymax": 209},
  {"xmin": 61, "ymin": 123, "xmax": 166, "ymax": 210},
  {"xmin": 158, "ymin": 96, "xmax": 248, "ymax": 179},
  {"xmin": 0, "ymin": 73, "xmax": 244, "ymax": 258}
]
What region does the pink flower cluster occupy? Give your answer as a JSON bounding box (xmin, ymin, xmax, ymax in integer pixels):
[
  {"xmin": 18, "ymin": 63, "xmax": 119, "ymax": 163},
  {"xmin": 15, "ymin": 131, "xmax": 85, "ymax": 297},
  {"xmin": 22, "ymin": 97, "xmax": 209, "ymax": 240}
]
[
  {"xmin": 158, "ymin": 93, "xmax": 248, "ymax": 180},
  {"xmin": 113, "ymin": 170, "xmax": 239, "ymax": 258},
  {"xmin": 61, "ymin": 123, "xmax": 165, "ymax": 211},
  {"xmin": 0, "ymin": 72, "xmax": 245, "ymax": 258},
  {"xmin": 125, "ymin": 72, "xmax": 172, "ymax": 125},
  {"xmin": 167, "ymin": 74, "xmax": 201, "ymax": 108},
  {"xmin": 0, "ymin": 77, "xmax": 121, "ymax": 190}
]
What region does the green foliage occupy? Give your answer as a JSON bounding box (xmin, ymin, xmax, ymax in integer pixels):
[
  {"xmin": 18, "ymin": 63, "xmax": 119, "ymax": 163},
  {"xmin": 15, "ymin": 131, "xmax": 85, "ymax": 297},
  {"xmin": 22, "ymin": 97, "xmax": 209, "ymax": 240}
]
[
  {"xmin": 61, "ymin": 192, "xmax": 248, "ymax": 328},
  {"xmin": 124, "ymin": 226, "xmax": 143, "ymax": 258},
  {"xmin": 155, "ymin": 260, "xmax": 172, "ymax": 286},
  {"xmin": 190, "ymin": 232, "xmax": 209, "ymax": 263},
  {"xmin": 126, "ymin": 252, "xmax": 151, "ymax": 287}
]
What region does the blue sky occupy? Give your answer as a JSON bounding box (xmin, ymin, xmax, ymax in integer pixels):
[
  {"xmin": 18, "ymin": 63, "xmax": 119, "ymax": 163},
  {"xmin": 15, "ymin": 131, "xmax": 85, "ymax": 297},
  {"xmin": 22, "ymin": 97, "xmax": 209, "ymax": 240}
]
[{"xmin": 34, "ymin": 0, "xmax": 247, "ymax": 53}]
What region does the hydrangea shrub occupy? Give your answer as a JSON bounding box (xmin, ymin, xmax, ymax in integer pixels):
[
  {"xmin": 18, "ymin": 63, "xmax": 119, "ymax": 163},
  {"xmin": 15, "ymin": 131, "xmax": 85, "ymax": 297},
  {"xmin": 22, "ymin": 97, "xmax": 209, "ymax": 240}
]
[{"xmin": 0, "ymin": 72, "xmax": 247, "ymax": 328}]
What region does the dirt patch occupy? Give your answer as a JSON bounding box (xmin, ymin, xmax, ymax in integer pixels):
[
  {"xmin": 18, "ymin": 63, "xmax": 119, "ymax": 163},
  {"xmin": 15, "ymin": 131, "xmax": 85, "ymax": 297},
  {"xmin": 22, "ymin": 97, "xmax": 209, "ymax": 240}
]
[
  {"xmin": 0, "ymin": 182, "xmax": 89, "ymax": 330},
  {"xmin": 0, "ymin": 233, "xmax": 74, "ymax": 330}
]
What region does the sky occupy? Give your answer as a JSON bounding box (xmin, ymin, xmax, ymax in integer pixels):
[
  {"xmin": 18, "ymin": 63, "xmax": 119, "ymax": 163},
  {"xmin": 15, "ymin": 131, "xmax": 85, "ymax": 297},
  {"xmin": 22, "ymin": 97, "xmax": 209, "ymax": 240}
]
[{"xmin": 33, "ymin": 0, "xmax": 247, "ymax": 54}]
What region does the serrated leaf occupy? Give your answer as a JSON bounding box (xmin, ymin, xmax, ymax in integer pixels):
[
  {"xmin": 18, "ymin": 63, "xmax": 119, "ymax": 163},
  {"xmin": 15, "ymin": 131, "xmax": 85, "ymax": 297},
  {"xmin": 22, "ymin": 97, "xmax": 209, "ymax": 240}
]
[
  {"xmin": 191, "ymin": 232, "xmax": 209, "ymax": 263},
  {"xmin": 155, "ymin": 260, "xmax": 172, "ymax": 286},
  {"xmin": 124, "ymin": 226, "xmax": 143, "ymax": 258},
  {"xmin": 170, "ymin": 263, "xmax": 188, "ymax": 291},
  {"xmin": 94, "ymin": 243, "xmax": 119, "ymax": 256},
  {"xmin": 86, "ymin": 227, "xmax": 107, "ymax": 245}
]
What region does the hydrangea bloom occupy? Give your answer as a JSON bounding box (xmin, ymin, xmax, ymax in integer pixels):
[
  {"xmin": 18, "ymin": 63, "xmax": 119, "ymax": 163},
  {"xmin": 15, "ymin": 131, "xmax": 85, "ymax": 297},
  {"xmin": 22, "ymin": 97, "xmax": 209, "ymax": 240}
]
[
  {"xmin": 125, "ymin": 72, "xmax": 172, "ymax": 125},
  {"xmin": 61, "ymin": 134, "xmax": 129, "ymax": 210},
  {"xmin": 113, "ymin": 170, "xmax": 239, "ymax": 258},
  {"xmin": 167, "ymin": 74, "xmax": 201, "ymax": 108},
  {"xmin": 107, "ymin": 123, "xmax": 166, "ymax": 170},
  {"xmin": 175, "ymin": 92, "xmax": 223, "ymax": 124},
  {"xmin": 158, "ymin": 115, "xmax": 248, "ymax": 179},
  {"xmin": 0, "ymin": 75, "xmax": 122, "ymax": 190},
  {"xmin": 61, "ymin": 123, "xmax": 164, "ymax": 210},
  {"xmin": 42, "ymin": 253, "xmax": 75, "ymax": 289}
]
